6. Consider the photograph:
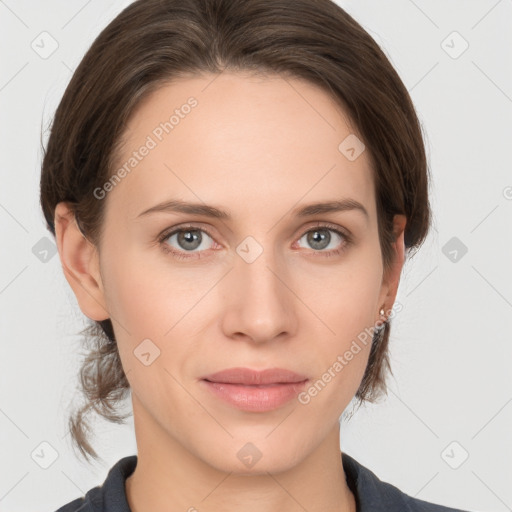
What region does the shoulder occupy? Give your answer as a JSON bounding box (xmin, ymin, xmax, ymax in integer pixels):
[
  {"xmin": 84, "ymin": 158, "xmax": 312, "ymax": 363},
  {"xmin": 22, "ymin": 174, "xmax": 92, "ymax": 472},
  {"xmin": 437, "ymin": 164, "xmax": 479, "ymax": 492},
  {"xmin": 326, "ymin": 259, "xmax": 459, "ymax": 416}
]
[
  {"xmin": 52, "ymin": 455, "xmax": 137, "ymax": 512},
  {"xmin": 342, "ymin": 452, "xmax": 471, "ymax": 512}
]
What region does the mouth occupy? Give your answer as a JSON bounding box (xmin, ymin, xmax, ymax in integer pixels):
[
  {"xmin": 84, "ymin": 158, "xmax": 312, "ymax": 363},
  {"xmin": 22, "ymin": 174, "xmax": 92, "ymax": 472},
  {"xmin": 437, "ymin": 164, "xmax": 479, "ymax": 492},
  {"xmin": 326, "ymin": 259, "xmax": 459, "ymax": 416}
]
[
  {"xmin": 200, "ymin": 367, "xmax": 309, "ymax": 412},
  {"xmin": 202, "ymin": 367, "xmax": 308, "ymax": 385}
]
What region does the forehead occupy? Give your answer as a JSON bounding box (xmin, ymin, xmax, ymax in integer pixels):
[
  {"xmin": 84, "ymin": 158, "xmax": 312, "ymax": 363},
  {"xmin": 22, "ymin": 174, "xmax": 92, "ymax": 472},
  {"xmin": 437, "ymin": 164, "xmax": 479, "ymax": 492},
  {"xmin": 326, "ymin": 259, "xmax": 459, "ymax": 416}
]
[{"xmin": 104, "ymin": 72, "xmax": 376, "ymax": 224}]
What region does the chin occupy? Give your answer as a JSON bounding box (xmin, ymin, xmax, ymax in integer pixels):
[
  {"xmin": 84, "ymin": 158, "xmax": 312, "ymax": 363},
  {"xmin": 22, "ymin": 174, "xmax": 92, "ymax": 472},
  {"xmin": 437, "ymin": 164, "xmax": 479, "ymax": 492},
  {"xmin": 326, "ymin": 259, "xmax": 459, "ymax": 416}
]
[{"xmin": 197, "ymin": 436, "xmax": 307, "ymax": 476}]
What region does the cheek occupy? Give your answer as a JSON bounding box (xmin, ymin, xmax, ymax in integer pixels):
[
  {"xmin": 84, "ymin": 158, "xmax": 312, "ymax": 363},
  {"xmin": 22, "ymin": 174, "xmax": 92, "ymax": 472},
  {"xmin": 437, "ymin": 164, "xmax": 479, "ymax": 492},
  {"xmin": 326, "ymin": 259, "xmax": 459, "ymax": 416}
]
[
  {"xmin": 101, "ymin": 244, "xmax": 191, "ymax": 331},
  {"xmin": 294, "ymin": 248, "xmax": 383, "ymax": 332},
  {"xmin": 293, "ymin": 250, "xmax": 382, "ymax": 397},
  {"xmin": 99, "ymin": 258, "xmax": 199, "ymax": 407},
  {"xmin": 298, "ymin": 287, "xmax": 375, "ymax": 412},
  {"xmin": 99, "ymin": 249, "xmax": 216, "ymax": 366}
]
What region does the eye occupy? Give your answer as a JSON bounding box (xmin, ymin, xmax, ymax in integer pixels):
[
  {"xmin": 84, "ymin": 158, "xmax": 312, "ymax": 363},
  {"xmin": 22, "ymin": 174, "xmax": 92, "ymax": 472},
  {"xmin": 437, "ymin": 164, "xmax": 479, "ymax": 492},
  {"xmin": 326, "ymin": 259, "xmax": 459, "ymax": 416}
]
[
  {"xmin": 158, "ymin": 225, "xmax": 217, "ymax": 260},
  {"xmin": 158, "ymin": 222, "xmax": 352, "ymax": 260},
  {"xmin": 294, "ymin": 223, "xmax": 351, "ymax": 257}
]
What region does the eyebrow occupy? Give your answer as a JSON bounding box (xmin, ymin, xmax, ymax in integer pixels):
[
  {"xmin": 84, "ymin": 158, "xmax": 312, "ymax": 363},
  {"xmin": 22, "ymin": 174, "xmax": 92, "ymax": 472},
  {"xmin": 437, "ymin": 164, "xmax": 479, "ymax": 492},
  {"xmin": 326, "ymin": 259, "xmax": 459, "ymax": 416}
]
[{"xmin": 136, "ymin": 198, "xmax": 369, "ymax": 220}]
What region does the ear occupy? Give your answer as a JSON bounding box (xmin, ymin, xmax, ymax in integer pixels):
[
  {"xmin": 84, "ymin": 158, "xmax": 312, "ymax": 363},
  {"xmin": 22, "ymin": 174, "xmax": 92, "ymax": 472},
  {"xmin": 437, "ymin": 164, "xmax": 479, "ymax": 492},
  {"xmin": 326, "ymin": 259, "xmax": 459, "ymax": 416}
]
[
  {"xmin": 375, "ymin": 214, "xmax": 407, "ymax": 322},
  {"xmin": 54, "ymin": 202, "xmax": 110, "ymax": 321}
]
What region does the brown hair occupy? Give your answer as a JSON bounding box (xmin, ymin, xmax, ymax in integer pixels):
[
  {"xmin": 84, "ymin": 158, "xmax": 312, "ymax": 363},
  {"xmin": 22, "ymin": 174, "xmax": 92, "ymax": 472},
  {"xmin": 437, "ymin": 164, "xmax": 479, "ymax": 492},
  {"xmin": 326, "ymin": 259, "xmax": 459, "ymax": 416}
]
[{"xmin": 40, "ymin": 0, "xmax": 431, "ymax": 463}]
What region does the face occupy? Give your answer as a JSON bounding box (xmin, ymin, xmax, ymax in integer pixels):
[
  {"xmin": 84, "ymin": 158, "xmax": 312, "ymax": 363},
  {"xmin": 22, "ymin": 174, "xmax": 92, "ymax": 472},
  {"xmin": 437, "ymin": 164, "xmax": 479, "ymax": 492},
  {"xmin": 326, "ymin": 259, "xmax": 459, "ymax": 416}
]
[{"xmin": 57, "ymin": 72, "xmax": 405, "ymax": 475}]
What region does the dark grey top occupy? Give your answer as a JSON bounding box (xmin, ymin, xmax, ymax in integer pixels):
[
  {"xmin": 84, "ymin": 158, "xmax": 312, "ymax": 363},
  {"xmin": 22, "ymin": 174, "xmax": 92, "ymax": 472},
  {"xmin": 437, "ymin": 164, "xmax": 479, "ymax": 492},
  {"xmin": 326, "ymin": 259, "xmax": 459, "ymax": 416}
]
[{"xmin": 54, "ymin": 453, "xmax": 470, "ymax": 511}]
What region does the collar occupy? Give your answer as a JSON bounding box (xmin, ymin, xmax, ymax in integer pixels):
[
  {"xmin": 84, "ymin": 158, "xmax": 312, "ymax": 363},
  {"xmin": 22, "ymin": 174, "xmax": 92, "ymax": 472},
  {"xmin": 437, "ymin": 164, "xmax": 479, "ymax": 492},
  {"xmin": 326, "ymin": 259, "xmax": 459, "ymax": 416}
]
[{"xmin": 73, "ymin": 452, "xmax": 449, "ymax": 512}]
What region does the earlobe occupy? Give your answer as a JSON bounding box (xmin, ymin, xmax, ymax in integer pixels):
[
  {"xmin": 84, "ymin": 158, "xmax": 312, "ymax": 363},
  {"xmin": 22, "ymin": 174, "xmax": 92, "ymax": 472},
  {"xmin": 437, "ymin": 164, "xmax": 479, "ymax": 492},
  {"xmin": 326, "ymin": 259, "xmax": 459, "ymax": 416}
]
[
  {"xmin": 54, "ymin": 202, "xmax": 110, "ymax": 321},
  {"xmin": 377, "ymin": 214, "xmax": 407, "ymax": 323}
]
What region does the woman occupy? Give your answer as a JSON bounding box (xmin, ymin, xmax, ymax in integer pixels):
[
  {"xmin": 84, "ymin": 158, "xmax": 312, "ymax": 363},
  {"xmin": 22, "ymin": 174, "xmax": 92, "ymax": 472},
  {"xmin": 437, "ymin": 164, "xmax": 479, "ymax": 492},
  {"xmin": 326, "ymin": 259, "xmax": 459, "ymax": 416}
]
[{"xmin": 40, "ymin": 0, "xmax": 470, "ymax": 510}]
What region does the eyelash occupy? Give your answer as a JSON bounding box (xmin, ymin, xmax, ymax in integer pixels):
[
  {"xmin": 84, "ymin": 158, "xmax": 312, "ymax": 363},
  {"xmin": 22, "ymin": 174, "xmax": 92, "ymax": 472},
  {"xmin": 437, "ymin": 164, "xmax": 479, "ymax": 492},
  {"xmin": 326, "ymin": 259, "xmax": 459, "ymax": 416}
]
[{"xmin": 157, "ymin": 222, "xmax": 352, "ymax": 261}]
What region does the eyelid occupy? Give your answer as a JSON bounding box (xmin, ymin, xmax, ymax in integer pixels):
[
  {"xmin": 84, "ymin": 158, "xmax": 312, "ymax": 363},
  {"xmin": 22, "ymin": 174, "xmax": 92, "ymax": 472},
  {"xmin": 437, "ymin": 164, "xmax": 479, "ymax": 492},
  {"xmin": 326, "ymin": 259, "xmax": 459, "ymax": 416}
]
[{"xmin": 303, "ymin": 221, "xmax": 352, "ymax": 238}]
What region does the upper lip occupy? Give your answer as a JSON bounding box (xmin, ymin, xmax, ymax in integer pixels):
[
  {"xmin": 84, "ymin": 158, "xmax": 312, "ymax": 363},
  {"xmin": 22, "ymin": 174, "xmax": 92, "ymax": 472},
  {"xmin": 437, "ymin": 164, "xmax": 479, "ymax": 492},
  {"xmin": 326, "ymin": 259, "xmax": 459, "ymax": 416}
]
[{"xmin": 202, "ymin": 367, "xmax": 308, "ymax": 385}]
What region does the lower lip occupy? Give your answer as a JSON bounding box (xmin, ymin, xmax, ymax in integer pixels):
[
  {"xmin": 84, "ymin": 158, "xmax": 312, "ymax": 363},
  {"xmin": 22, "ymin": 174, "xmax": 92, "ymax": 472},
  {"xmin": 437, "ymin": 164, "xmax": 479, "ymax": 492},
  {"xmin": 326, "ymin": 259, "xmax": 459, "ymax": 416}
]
[{"xmin": 202, "ymin": 379, "xmax": 308, "ymax": 412}]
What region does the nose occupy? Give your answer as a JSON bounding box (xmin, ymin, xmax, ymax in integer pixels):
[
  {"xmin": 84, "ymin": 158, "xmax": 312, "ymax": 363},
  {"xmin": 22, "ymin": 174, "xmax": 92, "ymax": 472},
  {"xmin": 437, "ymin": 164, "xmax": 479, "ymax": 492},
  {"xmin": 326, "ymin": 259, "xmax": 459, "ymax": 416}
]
[{"xmin": 220, "ymin": 242, "xmax": 298, "ymax": 344}]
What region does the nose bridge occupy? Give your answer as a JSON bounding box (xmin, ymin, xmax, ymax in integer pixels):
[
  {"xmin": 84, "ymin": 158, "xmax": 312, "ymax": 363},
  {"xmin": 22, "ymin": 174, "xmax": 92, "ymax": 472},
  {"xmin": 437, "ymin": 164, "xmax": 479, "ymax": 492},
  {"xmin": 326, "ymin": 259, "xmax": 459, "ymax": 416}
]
[{"xmin": 223, "ymin": 234, "xmax": 295, "ymax": 342}]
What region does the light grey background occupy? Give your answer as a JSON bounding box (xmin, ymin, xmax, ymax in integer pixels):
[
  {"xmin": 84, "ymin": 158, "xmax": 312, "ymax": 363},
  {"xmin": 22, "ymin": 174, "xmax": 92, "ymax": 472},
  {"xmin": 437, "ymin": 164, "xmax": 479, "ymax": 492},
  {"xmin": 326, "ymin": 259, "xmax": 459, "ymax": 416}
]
[{"xmin": 1, "ymin": 1, "xmax": 511, "ymax": 511}]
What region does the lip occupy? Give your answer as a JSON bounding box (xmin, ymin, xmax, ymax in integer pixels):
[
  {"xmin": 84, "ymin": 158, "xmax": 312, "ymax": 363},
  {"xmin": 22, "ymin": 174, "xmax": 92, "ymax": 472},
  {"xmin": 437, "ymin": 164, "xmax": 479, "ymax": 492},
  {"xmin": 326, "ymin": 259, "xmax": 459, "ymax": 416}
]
[
  {"xmin": 202, "ymin": 367, "xmax": 308, "ymax": 385},
  {"xmin": 201, "ymin": 367, "xmax": 309, "ymax": 412}
]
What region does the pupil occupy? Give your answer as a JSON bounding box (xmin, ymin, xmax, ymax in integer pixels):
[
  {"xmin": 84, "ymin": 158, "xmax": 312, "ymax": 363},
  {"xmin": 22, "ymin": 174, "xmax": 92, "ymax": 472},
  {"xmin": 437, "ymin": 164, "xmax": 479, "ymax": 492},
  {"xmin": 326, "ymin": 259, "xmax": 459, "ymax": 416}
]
[
  {"xmin": 179, "ymin": 230, "xmax": 201, "ymax": 250},
  {"xmin": 309, "ymin": 229, "xmax": 329, "ymax": 249}
]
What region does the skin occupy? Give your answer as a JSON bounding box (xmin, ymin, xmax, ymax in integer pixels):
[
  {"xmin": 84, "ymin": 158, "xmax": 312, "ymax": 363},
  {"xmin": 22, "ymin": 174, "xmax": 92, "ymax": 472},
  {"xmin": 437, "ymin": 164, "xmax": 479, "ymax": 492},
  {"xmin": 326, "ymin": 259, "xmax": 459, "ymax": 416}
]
[{"xmin": 54, "ymin": 72, "xmax": 406, "ymax": 512}]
